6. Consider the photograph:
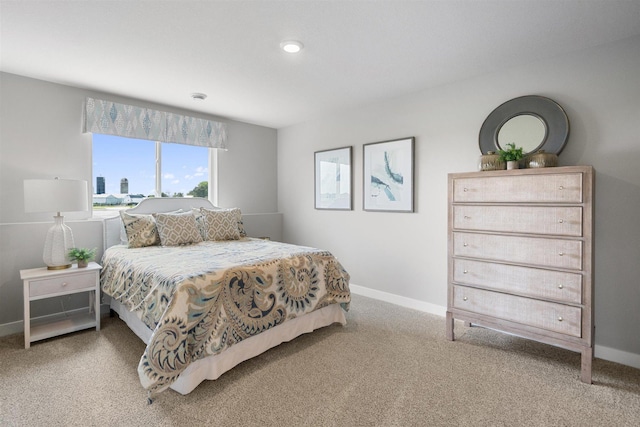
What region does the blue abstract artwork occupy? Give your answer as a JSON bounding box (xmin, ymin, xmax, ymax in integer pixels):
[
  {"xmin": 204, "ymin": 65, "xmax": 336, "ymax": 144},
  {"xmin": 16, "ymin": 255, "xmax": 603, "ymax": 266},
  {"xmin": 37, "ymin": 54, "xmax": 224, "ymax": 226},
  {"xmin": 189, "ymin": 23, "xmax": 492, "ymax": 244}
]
[{"xmin": 364, "ymin": 137, "xmax": 414, "ymax": 212}]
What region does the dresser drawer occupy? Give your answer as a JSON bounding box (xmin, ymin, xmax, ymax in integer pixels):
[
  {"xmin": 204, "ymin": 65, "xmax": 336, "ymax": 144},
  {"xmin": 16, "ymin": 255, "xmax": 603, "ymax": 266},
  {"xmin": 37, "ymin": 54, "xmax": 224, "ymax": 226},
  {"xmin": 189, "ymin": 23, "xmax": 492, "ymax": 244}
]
[
  {"xmin": 452, "ymin": 173, "xmax": 583, "ymax": 203},
  {"xmin": 452, "ymin": 285, "xmax": 582, "ymax": 337},
  {"xmin": 453, "ymin": 232, "xmax": 582, "ymax": 270},
  {"xmin": 29, "ymin": 272, "xmax": 97, "ymax": 298},
  {"xmin": 453, "ymin": 259, "xmax": 582, "ymax": 303},
  {"xmin": 453, "ymin": 205, "xmax": 582, "ymax": 236}
]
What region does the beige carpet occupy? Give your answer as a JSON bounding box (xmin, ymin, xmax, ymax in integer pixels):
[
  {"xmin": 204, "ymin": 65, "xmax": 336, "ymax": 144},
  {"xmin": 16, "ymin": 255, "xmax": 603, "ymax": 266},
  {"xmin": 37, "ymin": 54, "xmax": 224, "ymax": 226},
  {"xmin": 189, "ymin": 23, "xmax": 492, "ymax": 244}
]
[{"xmin": 1, "ymin": 294, "xmax": 639, "ymax": 426}]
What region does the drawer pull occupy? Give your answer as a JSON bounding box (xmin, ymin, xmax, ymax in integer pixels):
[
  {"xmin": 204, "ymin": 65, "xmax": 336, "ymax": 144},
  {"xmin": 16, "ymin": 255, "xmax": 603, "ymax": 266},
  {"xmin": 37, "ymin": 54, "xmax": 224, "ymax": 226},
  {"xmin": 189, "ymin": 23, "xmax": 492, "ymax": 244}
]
[
  {"xmin": 62, "ymin": 282, "xmax": 68, "ymax": 287},
  {"xmin": 558, "ymin": 219, "xmax": 564, "ymax": 224},
  {"xmin": 463, "ymin": 243, "xmax": 468, "ymax": 247},
  {"xmin": 558, "ymin": 185, "xmax": 564, "ymax": 190},
  {"xmin": 464, "ymin": 215, "xmax": 470, "ymax": 219},
  {"xmin": 558, "ymin": 284, "xmax": 564, "ymax": 289},
  {"xmin": 558, "ymin": 252, "xmax": 564, "ymax": 256},
  {"xmin": 463, "ymin": 270, "xmax": 468, "ymax": 274},
  {"xmin": 557, "ymin": 316, "xmax": 563, "ymax": 322},
  {"xmin": 463, "ymin": 296, "xmax": 468, "ymax": 301},
  {"xmin": 463, "ymin": 188, "xmax": 468, "ymax": 192}
]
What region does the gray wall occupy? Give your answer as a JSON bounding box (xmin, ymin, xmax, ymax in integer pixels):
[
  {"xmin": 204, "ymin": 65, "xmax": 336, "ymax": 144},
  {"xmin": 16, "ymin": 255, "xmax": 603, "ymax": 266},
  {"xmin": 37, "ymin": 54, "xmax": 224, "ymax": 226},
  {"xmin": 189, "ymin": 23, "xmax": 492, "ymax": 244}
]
[
  {"xmin": 0, "ymin": 72, "xmax": 278, "ymax": 329},
  {"xmin": 277, "ymin": 35, "xmax": 640, "ymax": 367}
]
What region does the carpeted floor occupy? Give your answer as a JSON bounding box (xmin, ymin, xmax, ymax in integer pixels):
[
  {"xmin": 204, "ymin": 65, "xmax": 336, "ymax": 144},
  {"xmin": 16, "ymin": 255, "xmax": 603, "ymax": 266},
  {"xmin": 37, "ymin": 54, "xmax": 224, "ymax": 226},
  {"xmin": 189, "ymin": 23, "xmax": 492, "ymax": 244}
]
[{"xmin": 1, "ymin": 294, "xmax": 639, "ymax": 426}]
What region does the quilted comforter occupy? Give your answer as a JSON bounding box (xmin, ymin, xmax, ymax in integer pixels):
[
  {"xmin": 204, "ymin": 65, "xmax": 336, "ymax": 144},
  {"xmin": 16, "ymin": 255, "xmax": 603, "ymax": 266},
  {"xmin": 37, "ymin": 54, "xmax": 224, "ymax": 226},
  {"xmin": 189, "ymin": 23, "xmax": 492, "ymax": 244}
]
[{"xmin": 101, "ymin": 238, "xmax": 350, "ymax": 394}]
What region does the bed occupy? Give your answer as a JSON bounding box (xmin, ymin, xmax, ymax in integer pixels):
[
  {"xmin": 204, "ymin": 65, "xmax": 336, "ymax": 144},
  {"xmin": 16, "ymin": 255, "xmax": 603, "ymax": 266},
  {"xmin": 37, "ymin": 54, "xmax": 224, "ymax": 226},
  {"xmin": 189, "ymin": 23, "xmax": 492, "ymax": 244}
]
[{"xmin": 100, "ymin": 197, "xmax": 350, "ymax": 398}]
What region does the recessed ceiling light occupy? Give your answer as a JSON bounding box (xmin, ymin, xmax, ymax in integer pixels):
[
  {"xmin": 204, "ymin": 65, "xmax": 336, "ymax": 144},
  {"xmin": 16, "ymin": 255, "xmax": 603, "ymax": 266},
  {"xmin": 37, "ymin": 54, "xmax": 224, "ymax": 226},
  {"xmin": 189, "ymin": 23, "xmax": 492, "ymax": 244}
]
[
  {"xmin": 280, "ymin": 40, "xmax": 304, "ymax": 54},
  {"xmin": 191, "ymin": 92, "xmax": 207, "ymax": 101}
]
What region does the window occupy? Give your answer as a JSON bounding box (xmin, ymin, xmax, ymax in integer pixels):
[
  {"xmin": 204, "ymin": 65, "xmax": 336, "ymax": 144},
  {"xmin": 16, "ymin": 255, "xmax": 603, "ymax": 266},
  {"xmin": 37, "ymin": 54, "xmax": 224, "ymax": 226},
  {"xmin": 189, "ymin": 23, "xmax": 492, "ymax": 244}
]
[{"xmin": 92, "ymin": 134, "xmax": 211, "ymax": 217}]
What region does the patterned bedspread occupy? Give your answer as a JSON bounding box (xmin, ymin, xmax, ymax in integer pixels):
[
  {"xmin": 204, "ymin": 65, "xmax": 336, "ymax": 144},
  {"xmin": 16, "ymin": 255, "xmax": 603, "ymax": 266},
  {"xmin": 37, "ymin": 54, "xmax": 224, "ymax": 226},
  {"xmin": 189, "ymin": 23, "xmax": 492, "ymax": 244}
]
[{"xmin": 101, "ymin": 238, "xmax": 350, "ymax": 394}]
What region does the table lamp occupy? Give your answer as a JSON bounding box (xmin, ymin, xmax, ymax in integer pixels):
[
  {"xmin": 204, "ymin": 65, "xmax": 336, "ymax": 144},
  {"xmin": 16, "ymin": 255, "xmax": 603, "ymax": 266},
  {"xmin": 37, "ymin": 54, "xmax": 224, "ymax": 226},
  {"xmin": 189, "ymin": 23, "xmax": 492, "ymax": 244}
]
[{"xmin": 24, "ymin": 178, "xmax": 89, "ymax": 269}]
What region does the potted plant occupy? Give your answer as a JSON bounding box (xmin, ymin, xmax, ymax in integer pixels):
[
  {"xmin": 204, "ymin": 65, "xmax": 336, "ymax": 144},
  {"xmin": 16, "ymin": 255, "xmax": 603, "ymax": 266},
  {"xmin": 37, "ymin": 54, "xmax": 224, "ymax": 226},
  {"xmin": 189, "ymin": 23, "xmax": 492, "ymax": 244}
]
[
  {"xmin": 498, "ymin": 143, "xmax": 524, "ymax": 170},
  {"xmin": 68, "ymin": 247, "xmax": 96, "ymax": 268}
]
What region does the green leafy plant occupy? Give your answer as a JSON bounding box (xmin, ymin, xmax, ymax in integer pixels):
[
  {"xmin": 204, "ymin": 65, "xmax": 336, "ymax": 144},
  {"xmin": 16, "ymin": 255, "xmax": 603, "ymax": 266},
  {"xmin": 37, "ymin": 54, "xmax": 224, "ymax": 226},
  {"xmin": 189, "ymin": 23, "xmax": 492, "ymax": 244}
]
[
  {"xmin": 498, "ymin": 143, "xmax": 524, "ymax": 162},
  {"xmin": 68, "ymin": 247, "xmax": 96, "ymax": 262}
]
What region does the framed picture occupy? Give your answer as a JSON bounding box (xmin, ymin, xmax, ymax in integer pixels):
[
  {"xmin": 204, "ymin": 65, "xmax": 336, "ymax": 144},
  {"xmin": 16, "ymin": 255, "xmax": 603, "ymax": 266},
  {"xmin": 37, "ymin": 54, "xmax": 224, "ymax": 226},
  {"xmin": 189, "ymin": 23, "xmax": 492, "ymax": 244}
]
[
  {"xmin": 314, "ymin": 146, "xmax": 353, "ymax": 210},
  {"xmin": 363, "ymin": 137, "xmax": 414, "ymax": 212}
]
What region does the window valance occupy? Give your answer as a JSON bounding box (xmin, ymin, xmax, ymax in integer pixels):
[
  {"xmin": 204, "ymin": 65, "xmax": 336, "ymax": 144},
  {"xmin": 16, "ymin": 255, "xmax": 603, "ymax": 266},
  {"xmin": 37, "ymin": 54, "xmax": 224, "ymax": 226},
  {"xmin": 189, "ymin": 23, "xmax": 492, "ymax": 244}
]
[{"xmin": 83, "ymin": 97, "xmax": 227, "ymax": 149}]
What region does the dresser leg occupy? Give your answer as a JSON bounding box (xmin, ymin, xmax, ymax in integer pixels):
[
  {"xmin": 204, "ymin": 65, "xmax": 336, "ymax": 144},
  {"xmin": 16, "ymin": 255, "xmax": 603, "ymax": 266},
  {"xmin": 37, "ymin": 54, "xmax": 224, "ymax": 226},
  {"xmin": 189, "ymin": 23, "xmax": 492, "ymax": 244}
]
[
  {"xmin": 581, "ymin": 347, "xmax": 593, "ymax": 384},
  {"xmin": 446, "ymin": 311, "xmax": 454, "ymax": 341}
]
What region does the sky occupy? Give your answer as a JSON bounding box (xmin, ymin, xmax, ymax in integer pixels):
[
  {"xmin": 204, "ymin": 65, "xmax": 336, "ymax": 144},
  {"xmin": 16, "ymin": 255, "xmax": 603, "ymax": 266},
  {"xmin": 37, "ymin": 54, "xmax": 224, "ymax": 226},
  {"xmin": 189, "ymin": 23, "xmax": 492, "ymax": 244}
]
[{"xmin": 92, "ymin": 134, "xmax": 208, "ymax": 196}]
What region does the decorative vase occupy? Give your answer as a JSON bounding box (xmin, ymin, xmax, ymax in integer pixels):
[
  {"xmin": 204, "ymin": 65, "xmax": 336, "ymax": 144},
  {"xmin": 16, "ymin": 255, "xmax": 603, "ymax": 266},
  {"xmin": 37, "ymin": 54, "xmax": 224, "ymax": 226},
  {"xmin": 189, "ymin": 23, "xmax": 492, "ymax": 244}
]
[
  {"xmin": 527, "ymin": 149, "xmax": 558, "ymax": 168},
  {"xmin": 506, "ymin": 160, "xmax": 519, "ymax": 170},
  {"xmin": 478, "ymin": 151, "xmax": 505, "ymax": 171},
  {"xmin": 77, "ymin": 260, "xmax": 88, "ymax": 268}
]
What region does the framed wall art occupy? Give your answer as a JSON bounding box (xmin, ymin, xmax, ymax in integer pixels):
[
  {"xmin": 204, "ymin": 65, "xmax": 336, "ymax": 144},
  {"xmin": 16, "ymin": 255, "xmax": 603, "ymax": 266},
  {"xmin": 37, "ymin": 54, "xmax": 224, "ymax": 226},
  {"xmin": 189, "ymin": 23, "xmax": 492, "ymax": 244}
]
[
  {"xmin": 363, "ymin": 137, "xmax": 414, "ymax": 212},
  {"xmin": 314, "ymin": 146, "xmax": 352, "ymax": 210}
]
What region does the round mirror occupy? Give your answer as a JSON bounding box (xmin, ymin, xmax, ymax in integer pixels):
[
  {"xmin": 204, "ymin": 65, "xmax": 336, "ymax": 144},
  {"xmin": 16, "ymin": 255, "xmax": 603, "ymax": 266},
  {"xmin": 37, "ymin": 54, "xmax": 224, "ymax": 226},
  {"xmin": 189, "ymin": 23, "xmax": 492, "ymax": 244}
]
[
  {"xmin": 497, "ymin": 114, "xmax": 547, "ymax": 153},
  {"xmin": 479, "ymin": 95, "xmax": 569, "ymax": 155}
]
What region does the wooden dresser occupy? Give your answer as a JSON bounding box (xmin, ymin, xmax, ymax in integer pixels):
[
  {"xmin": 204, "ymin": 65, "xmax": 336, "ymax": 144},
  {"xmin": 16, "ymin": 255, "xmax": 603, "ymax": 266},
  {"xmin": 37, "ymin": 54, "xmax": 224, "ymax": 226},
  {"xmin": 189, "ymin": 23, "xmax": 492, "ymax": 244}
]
[{"xmin": 446, "ymin": 166, "xmax": 594, "ymax": 383}]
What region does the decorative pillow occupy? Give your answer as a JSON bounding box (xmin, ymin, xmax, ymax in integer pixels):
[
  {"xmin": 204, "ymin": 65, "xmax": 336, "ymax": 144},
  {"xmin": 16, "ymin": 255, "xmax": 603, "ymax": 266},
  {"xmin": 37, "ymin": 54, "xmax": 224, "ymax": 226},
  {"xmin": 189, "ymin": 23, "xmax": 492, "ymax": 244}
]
[
  {"xmin": 120, "ymin": 211, "xmax": 160, "ymax": 248},
  {"xmin": 119, "ymin": 208, "xmax": 183, "ymax": 246},
  {"xmin": 192, "ymin": 208, "xmax": 207, "ymax": 240},
  {"xmin": 153, "ymin": 211, "xmax": 203, "ymax": 246},
  {"xmin": 200, "ymin": 208, "xmax": 241, "ymax": 241},
  {"xmin": 237, "ymin": 215, "xmax": 247, "ymax": 238}
]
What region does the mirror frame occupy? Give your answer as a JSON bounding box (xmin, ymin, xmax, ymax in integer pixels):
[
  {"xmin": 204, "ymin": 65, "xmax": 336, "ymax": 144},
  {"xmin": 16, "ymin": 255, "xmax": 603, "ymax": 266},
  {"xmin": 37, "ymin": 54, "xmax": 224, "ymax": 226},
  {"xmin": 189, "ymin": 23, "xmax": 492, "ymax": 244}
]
[{"xmin": 479, "ymin": 95, "xmax": 569, "ymax": 155}]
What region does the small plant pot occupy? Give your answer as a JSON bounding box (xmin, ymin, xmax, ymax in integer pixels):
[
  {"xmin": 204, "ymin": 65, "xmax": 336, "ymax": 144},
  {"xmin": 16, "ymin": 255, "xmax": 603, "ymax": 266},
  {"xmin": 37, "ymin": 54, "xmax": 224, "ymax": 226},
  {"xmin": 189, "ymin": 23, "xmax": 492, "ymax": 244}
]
[
  {"xmin": 506, "ymin": 161, "xmax": 519, "ymax": 170},
  {"xmin": 77, "ymin": 260, "xmax": 88, "ymax": 268}
]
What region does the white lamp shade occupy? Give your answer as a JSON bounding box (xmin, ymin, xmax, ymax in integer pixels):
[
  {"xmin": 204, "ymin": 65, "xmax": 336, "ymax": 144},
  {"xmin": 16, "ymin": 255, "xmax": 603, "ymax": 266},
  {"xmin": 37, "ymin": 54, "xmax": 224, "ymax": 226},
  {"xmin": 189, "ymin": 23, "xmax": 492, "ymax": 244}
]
[{"xmin": 24, "ymin": 179, "xmax": 88, "ymax": 213}]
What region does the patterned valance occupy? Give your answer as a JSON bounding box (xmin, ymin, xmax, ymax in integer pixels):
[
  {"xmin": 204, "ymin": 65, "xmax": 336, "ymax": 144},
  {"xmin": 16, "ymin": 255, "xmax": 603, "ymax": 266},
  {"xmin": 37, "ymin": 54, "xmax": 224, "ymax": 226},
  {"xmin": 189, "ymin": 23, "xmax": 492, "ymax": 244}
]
[{"xmin": 83, "ymin": 97, "xmax": 227, "ymax": 149}]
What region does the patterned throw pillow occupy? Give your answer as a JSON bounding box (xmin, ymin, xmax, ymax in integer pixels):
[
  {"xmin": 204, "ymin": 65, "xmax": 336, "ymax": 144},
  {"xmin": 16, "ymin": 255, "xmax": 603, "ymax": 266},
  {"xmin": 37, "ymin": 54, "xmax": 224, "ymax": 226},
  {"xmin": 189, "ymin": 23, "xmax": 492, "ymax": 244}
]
[
  {"xmin": 153, "ymin": 211, "xmax": 203, "ymax": 246},
  {"xmin": 191, "ymin": 208, "xmax": 207, "ymax": 240},
  {"xmin": 200, "ymin": 208, "xmax": 241, "ymax": 241},
  {"xmin": 237, "ymin": 214, "xmax": 247, "ymax": 238},
  {"xmin": 120, "ymin": 211, "xmax": 160, "ymax": 248}
]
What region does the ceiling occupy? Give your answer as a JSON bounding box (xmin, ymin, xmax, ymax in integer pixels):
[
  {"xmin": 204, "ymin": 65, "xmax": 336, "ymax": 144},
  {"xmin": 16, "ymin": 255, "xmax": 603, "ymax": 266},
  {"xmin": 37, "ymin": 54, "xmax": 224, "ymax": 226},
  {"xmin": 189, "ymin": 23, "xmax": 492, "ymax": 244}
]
[{"xmin": 2, "ymin": 1, "xmax": 640, "ymax": 129}]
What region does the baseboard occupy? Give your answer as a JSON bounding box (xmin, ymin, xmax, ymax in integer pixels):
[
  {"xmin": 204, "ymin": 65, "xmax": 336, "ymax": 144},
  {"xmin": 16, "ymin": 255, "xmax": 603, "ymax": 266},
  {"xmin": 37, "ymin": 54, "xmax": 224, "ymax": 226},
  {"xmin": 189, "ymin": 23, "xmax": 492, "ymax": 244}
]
[
  {"xmin": 349, "ymin": 283, "xmax": 640, "ymax": 371},
  {"xmin": 594, "ymin": 344, "xmax": 640, "ymax": 370},
  {"xmin": 349, "ymin": 283, "xmax": 447, "ymax": 317},
  {"xmin": 0, "ymin": 304, "xmax": 111, "ymax": 338}
]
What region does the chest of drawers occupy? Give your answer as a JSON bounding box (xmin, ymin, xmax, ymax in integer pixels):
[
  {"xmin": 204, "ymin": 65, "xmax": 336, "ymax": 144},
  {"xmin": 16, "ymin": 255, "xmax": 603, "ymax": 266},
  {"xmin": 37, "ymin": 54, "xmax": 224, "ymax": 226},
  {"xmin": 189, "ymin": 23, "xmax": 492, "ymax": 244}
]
[{"xmin": 446, "ymin": 166, "xmax": 594, "ymax": 383}]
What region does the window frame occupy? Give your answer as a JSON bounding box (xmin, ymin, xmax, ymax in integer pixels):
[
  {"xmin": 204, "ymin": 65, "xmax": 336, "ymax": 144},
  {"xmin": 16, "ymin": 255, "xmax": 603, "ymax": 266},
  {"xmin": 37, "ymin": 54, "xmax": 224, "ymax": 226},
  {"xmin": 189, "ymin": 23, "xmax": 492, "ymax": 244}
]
[{"xmin": 90, "ymin": 135, "xmax": 218, "ymax": 217}]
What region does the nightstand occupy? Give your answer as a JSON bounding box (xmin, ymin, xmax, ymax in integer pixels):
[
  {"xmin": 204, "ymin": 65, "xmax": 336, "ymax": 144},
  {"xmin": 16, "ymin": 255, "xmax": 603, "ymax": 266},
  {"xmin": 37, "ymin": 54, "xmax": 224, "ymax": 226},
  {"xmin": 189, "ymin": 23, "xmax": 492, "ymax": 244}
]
[{"xmin": 20, "ymin": 262, "xmax": 102, "ymax": 349}]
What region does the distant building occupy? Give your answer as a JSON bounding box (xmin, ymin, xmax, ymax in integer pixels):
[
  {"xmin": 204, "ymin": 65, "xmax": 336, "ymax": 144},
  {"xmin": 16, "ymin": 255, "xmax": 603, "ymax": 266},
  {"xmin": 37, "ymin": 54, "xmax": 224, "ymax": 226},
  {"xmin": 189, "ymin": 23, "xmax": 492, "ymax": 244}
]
[
  {"xmin": 92, "ymin": 193, "xmax": 145, "ymax": 206},
  {"xmin": 96, "ymin": 176, "xmax": 105, "ymax": 194},
  {"xmin": 92, "ymin": 194, "xmax": 122, "ymax": 206},
  {"xmin": 123, "ymin": 194, "xmax": 145, "ymax": 205},
  {"xmin": 120, "ymin": 178, "xmax": 128, "ymax": 194}
]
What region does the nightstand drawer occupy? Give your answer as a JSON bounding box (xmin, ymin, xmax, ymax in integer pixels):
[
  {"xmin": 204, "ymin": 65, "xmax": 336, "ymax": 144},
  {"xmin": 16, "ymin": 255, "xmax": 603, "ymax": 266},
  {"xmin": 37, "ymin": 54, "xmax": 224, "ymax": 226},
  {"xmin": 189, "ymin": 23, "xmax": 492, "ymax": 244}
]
[{"xmin": 29, "ymin": 272, "xmax": 96, "ymax": 297}]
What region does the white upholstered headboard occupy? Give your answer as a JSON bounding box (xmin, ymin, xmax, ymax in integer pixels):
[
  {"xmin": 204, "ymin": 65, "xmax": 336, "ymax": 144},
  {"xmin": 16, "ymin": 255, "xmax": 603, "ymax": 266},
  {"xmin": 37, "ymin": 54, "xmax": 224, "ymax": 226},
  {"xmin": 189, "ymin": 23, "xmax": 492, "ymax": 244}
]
[{"xmin": 102, "ymin": 197, "xmax": 219, "ymax": 251}]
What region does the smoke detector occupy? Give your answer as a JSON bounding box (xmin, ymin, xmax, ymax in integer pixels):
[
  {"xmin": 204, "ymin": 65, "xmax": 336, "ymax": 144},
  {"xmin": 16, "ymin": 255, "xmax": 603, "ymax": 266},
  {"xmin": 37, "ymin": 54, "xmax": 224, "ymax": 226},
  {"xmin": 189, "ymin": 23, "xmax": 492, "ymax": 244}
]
[{"xmin": 191, "ymin": 93, "xmax": 207, "ymax": 101}]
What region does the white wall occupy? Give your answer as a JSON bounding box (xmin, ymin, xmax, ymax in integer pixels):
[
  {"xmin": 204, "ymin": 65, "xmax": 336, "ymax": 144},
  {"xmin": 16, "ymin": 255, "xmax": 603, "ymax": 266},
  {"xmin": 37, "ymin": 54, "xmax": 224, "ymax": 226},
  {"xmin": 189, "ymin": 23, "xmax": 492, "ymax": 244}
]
[
  {"xmin": 277, "ymin": 35, "xmax": 640, "ymax": 365},
  {"xmin": 0, "ymin": 72, "xmax": 279, "ymax": 327}
]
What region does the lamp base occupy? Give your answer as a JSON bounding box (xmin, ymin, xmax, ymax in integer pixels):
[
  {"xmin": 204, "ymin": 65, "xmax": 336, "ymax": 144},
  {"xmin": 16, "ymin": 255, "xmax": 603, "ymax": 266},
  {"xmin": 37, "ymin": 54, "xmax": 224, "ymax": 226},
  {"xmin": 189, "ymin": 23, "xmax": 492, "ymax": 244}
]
[
  {"xmin": 43, "ymin": 214, "xmax": 75, "ymax": 269},
  {"xmin": 47, "ymin": 264, "xmax": 72, "ymax": 271}
]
